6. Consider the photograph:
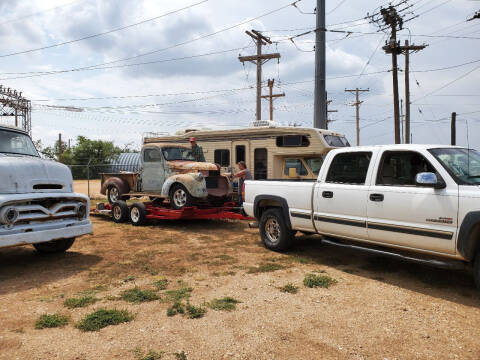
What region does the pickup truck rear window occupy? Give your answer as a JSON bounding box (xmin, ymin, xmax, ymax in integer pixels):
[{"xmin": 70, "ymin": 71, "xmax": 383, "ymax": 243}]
[{"xmin": 326, "ymin": 152, "xmax": 372, "ymax": 185}]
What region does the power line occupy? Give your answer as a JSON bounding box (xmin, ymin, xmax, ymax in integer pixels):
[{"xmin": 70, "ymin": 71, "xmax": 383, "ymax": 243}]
[
  {"xmin": 0, "ymin": 0, "xmax": 208, "ymax": 59},
  {"xmin": 326, "ymin": 0, "xmax": 348, "ymax": 15}
]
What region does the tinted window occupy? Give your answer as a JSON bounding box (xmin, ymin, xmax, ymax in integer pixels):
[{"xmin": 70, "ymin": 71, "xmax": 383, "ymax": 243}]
[
  {"xmin": 326, "ymin": 152, "xmax": 372, "ymax": 184},
  {"xmin": 214, "ymin": 149, "xmax": 230, "ymax": 167},
  {"xmin": 276, "ymin": 135, "xmax": 310, "ymax": 147},
  {"xmin": 236, "ymin": 145, "xmax": 245, "ymax": 163},
  {"xmin": 377, "ymin": 151, "xmax": 436, "ymax": 186},
  {"xmin": 284, "ymin": 159, "xmax": 308, "ymax": 176},
  {"xmin": 324, "ymin": 135, "xmax": 350, "ymax": 147},
  {"xmin": 254, "ymin": 148, "xmax": 267, "ymax": 180}
]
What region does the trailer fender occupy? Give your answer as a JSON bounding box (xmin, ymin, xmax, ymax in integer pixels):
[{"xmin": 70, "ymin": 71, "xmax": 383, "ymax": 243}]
[
  {"xmin": 101, "ymin": 177, "xmax": 130, "ymax": 195},
  {"xmin": 161, "ymin": 173, "xmax": 208, "ymax": 199}
]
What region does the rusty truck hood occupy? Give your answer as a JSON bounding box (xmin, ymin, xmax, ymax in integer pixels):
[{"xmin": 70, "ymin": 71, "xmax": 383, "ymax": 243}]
[{"xmin": 166, "ymin": 160, "xmax": 217, "ymax": 172}]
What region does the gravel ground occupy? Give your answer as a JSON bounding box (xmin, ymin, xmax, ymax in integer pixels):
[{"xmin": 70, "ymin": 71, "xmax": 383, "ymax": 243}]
[{"xmin": 1, "ymin": 215, "xmax": 479, "ymax": 360}]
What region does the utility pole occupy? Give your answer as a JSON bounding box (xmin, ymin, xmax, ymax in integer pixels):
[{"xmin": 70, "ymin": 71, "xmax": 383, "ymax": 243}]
[
  {"xmin": 239, "ymin": 30, "xmax": 280, "ymax": 121},
  {"xmin": 400, "ymin": 99, "xmax": 405, "ymax": 143},
  {"xmin": 58, "ymin": 133, "xmax": 63, "ymax": 162},
  {"xmin": 451, "ymin": 112, "xmax": 456, "ymax": 146},
  {"xmin": 345, "ymin": 88, "xmax": 369, "ymax": 146},
  {"xmin": 378, "ymin": 6, "xmax": 404, "ymax": 144},
  {"xmin": 313, "ymin": 0, "xmax": 327, "ymax": 129},
  {"xmin": 399, "ymin": 40, "xmax": 426, "ymax": 144},
  {"xmin": 261, "ymin": 79, "xmax": 285, "ymax": 121}
]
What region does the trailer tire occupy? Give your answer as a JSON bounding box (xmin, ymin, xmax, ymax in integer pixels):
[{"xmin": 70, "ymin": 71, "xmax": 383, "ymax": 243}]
[
  {"xmin": 259, "ymin": 208, "xmax": 294, "ymax": 252},
  {"xmin": 130, "ymin": 203, "xmax": 147, "ymax": 226},
  {"xmin": 112, "ymin": 200, "xmax": 129, "ymax": 223},
  {"xmin": 170, "ymin": 184, "xmax": 193, "ymax": 210},
  {"xmin": 33, "ymin": 238, "xmax": 75, "ymax": 253}
]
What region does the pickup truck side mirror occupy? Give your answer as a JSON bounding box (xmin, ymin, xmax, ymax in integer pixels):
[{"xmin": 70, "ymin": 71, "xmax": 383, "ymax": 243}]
[
  {"xmin": 288, "ymin": 167, "xmax": 298, "ymax": 178},
  {"xmin": 415, "ymin": 172, "xmax": 446, "ymax": 189}
]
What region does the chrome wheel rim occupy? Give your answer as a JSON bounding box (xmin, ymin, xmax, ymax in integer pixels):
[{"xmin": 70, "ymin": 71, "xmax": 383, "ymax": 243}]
[
  {"xmin": 110, "ymin": 187, "xmax": 119, "ymax": 202},
  {"xmin": 265, "ymin": 217, "xmax": 281, "ymax": 244},
  {"xmin": 113, "ymin": 205, "xmax": 122, "ymax": 220},
  {"xmin": 173, "ymin": 188, "xmax": 187, "ymax": 207},
  {"xmin": 131, "ymin": 207, "xmax": 140, "ymax": 223}
]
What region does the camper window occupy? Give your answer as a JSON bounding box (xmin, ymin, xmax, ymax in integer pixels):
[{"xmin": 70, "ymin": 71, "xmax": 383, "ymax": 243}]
[
  {"xmin": 284, "ymin": 159, "xmax": 308, "ymax": 176},
  {"xmin": 323, "ymin": 135, "xmax": 350, "ymax": 147},
  {"xmin": 236, "ymin": 145, "xmax": 246, "ymax": 163},
  {"xmin": 276, "ymin": 135, "xmax": 310, "ymax": 147},
  {"xmin": 305, "ymin": 157, "xmax": 324, "ymax": 176},
  {"xmin": 214, "ymin": 149, "xmax": 230, "ymax": 167}
]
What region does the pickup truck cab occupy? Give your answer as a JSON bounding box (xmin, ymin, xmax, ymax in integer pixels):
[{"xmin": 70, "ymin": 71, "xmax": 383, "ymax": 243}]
[
  {"xmin": 244, "ymin": 144, "xmax": 480, "ymax": 288},
  {"xmin": 0, "ymin": 125, "xmax": 92, "ymax": 253},
  {"xmin": 101, "ymin": 143, "xmax": 231, "ymax": 209}
]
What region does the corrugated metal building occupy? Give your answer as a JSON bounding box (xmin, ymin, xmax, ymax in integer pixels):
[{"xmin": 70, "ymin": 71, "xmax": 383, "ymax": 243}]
[{"xmin": 110, "ymin": 152, "xmax": 141, "ymax": 172}]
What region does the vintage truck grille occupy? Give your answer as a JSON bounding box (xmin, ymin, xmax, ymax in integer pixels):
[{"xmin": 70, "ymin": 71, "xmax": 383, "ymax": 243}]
[{"xmin": 0, "ymin": 199, "xmax": 87, "ymax": 227}]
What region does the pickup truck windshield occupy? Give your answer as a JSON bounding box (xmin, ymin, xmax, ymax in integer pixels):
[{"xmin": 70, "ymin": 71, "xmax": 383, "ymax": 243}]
[
  {"xmin": 429, "ymin": 148, "xmax": 480, "ymax": 185},
  {"xmin": 0, "ymin": 129, "xmax": 39, "ymax": 157},
  {"xmin": 162, "ymin": 147, "xmax": 195, "ymax": 161}
]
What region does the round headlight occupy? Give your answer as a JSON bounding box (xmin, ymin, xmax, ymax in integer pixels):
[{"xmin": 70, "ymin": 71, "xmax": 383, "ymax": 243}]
[
  {"xmin": 195, "ymin": 172, "xmax": 204, "ymax": 181},
  {"xmin": 1, "ymin": 207, "xmax": 19, "ymax": 225},
  {"xmin": 76, "ymin": 204, "xmax": 87, "ymax": 220}
]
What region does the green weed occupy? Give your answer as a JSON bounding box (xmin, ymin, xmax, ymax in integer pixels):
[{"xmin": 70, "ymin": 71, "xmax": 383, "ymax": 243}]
[
  {"xmin": 207, "ymin": 297, "xmax": 241, "ymax": 311},
  {"xmin": 35, "ymin": 314, "xmax": 68, "ymax": 329},
  {"xmin": 247, "ymin": 262, "xmax": 285, "ymax": 274},
  {"xmin": 279, "ymin": 283, "xmax": 298, "ymax": 294},
  {"xmin": 303, "ymin": 274, "xmax": 337, "ymax": 288},
  {"xmin": 120, "ymin": 287, "xmax": 159, "ymax": 303},
  {"xmin": 76, "ymin": 309, "xmax": 134, "ymax": 332},
  {"xmin": 64, "ymin": 295, "xmax": 99, "ymax": 309}
]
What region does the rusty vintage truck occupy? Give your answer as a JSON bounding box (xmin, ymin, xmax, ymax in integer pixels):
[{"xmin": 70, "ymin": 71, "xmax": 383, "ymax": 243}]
[{"xmin": 100, "ymin": 143, "xmax": 231, "ymax": 209}]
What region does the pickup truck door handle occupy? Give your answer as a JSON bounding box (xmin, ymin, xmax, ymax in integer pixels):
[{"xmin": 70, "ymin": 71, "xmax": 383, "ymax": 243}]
[
  {"xmin": 369, "ymin": 193, "xmax": 384, "ymax": 202},
  {"xmin": 322, "ymin": 191, "xmax": 333, "ymax": 198}
]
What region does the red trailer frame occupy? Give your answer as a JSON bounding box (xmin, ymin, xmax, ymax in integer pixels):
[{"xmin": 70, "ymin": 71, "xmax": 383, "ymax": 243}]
[{"xmin": 91, "ymin": 201, "xmax": 253, "ymax": 222}]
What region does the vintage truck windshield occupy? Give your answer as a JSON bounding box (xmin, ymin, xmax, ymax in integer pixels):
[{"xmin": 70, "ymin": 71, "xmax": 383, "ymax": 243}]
[
  {"xmin": 429, "ymin": 148, "xmax": 480, "ymax": 185},
  {"xmin": 0, "ymin": 129, "xmax": 39, "ymax": 157},
  {"xmin": 162, "ymin": 147, "xmax": 195, "ymax": 161}
]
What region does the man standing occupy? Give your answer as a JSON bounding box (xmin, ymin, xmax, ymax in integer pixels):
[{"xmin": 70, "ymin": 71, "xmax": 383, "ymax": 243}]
[
  {"xmin": 190, "ymin": 137, "xmax": 205, "ymax": 162},
  {"xmin": 234, "ymin": 161, "xmax": 252, "ymax": 206}
]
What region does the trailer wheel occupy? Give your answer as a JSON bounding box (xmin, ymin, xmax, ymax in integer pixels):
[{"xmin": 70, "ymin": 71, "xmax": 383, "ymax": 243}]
[
  {"xmin": 259, "ymin": 208, "xmax": 294, "ymax": 252},
  {"xmin": 170, "ymin": 184, "xmax": 193, "ymax": 210},
  {"xmin": 112, "ymin": 200, "xmax": 129, "ymax": 223},
  {"xmin": 130, "ymin": 203, "xmax": 147, "ymax": 226},
  {"xmin": 33, "ymin": 238, "xmax": 75, "ymax": 253}
]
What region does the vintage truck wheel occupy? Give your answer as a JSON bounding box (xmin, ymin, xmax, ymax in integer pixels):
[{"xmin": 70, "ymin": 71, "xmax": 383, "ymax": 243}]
[
  {"xmin": 33, "ymin": 238, "xmax": 75, "ymax": 253},
  {"xmin": 259, "ymin": 208, "xmax": 294, "ymax": 252},
  {"xmin": 112, "ymin": 200, "xmax": 129, "ymax": 223},
  {"xmin": 107, "ymin": 185, "xmax": 130, "ymax": 204},
  {"xmin": 170, "ymin": 184, "xmax": 193, "ymax": 210},
  {"xmin": 130, "ymin": 203, "xmax": 147, "ymax": 226}
]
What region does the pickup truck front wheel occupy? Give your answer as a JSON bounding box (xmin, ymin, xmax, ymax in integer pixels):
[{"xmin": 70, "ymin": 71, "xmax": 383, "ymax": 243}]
[
  {"xmin": 260, "ymin": 208, "xmax": 294, "ymax": 251},
  {"xmin": 33, "ymin": 238, "xmax": 75, "ymax": 253},
  {"xmin": 170, "ymin": 184, "xmax": 193, "ymax": 210}
]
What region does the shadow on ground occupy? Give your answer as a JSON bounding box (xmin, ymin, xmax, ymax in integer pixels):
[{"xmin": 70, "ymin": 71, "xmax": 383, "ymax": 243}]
[
  {"xmin": 288, "ymin": 234, "xmax": 480, "ymax": 308},
  {"xmin": 0, "ymin": 247, "xmax": 101, "ymax": 295}
]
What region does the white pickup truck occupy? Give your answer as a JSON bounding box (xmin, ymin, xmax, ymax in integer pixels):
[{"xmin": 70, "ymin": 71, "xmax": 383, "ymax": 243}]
[
  {"xmin": 244, "ymin": 144, "xmax": 480, "ymax": 288},
  {"xmin": 0, "ymin": 125, "xmax": 92, "ymax": 253}
]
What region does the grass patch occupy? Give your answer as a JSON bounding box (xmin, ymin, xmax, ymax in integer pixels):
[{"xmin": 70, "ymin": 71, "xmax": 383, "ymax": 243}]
[
  {"xmin": 247, "ymin": 262, "xmax": 285, "ymax": 274},
  {"xmin": 303, "ymin": 274, "xmax": 337, "ymax": 288},
  {"xmin": 164, "ymin": 287, "xmax": 193, "ymax": 302},
  {"xmin": 174, "ymin": 351, "xmax": 187, "ymax": 360},
  {"xmin": 167, "ymin": 301, "xmax": 185, "ymax": 317},
  {"xmin": 64, "ymin": 295, "xmax": 99, "ymax": 309},
  {"xmin": 153, "ymin": 279, "xmax": 168, "ymax": 290},
  {"xmin": 35, "ymin": 314, "xmax": 68, "ymax": 329},
  {"xmin": 77, "ymin": 309, "xmax": 134, "ymax": 332},
  {"xmin": 279, "ymin": 283, "xmax": 298, "ymax": 294},
  {"xmin": 120, "ymin": 287, "xmax": 159, "ymax": 303},
  {"xmin": 186, "ymin": 303, "xmax": 206, "ymax": 319},
  {"xmin": 207, "ymin": 297, "xmax": 241, "ymax": 311},
  {"xmin": 124, "ymin": 275, "xmax": 136, "ymax": 283},
  {"xmin": 135, "ymin": 349, "xmax": 164, "ymax": 360}
]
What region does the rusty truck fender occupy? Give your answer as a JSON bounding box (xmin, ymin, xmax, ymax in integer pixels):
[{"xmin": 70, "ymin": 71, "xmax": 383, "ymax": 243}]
[
  {"xmin": 161, "ymin": 173, "xmax": 208, "ymax": 199},
  {"xmin": 100, "ymin": 176, "xmax": 131, "ymax": 195}
]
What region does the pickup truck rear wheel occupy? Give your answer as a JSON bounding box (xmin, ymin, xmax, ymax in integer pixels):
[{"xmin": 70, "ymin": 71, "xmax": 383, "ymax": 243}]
[
  {"xmin": 130, "ymin": 203, "xmax": 147, "ymax": 226},
  {"xmin": 260, "ymin": 208, "xmax": 294, "ymax": 251},
  {"xmin": 112, "ymin": 200, "xmax": 129, "ymax": 223},
  {"xmin": 474, "ymin": 252, "xmax": 480, "ymax": 290},
  {"xmin": 170, "ymin": 184, "xmax": 193, "ymax": 210},
  {"xmin": 33, "ymin": 238, "xmax": 75, "ymax": 253},
  {"xmin": 107, "ymin": 185, "xmax": 130, "ymax": 204}
]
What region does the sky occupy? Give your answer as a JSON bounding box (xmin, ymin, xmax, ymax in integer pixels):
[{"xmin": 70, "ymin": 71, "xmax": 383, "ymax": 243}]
[{"xmin": 0, "ymin": 0, "xmax": 479, "ymax": 153}]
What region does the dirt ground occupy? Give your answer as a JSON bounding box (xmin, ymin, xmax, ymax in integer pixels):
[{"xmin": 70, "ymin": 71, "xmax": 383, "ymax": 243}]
[
  {"xmin": 1, "ymin": 215, "xmax": 480, "ymax": 360},
  {"xmin": 74, "ymin": 180, "xmax": 102, "ymax": 199}
]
